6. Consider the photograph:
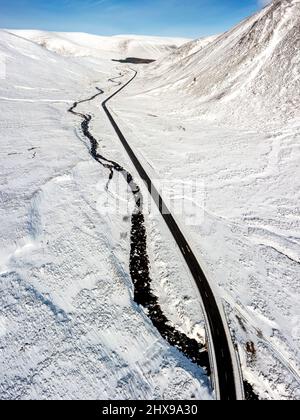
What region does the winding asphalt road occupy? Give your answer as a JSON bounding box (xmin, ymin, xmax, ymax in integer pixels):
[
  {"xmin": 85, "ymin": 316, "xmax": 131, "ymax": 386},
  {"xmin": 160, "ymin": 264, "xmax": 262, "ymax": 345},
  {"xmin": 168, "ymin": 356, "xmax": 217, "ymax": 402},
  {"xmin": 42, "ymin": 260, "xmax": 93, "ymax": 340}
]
[{"xmin": 102, "ymin": 70, "xmax": 244, "ymax": 400}]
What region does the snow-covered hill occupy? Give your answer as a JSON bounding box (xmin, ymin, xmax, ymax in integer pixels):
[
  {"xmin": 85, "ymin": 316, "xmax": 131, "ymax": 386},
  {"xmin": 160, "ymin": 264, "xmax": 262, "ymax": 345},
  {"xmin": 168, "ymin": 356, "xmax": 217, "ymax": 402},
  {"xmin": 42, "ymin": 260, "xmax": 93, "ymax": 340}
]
[
  {"xmin": 140, "ymin": 0, "xmax": 300, "ymax": 128},
  {"xmin": 7, "ymin": 30, "xmax": 189, "ymax": 60}
]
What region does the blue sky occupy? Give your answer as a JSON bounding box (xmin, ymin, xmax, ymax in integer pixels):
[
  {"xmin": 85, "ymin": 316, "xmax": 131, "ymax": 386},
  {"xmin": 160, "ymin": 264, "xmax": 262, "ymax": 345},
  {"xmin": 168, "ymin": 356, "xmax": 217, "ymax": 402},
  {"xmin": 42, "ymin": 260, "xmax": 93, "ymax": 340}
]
[{"xmin": 0, "ymin": 0, "xmax": 269, "ymax": 38}]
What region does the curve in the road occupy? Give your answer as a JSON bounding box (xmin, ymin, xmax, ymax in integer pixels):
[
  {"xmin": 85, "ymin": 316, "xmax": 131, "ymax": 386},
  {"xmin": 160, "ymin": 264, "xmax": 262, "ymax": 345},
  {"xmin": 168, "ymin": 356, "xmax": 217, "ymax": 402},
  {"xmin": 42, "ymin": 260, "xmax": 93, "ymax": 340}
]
[{"xmin": 102, "ymin": 69, "xmax": 244, "ymax": 401}]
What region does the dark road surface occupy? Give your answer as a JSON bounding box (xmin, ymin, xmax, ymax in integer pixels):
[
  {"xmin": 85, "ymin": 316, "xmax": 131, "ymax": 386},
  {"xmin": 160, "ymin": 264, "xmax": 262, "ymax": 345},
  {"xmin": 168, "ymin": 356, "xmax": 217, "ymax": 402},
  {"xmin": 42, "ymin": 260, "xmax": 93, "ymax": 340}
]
[{"xmin": 102, "ymin": 70, "xmax": 243, "ymax": 400}]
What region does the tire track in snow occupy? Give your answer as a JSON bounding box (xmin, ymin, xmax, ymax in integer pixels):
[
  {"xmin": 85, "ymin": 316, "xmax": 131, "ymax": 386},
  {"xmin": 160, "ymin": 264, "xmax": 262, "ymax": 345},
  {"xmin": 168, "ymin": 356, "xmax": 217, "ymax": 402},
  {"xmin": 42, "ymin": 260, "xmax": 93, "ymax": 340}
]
[{"xmin": 108, "ymin": 74, "xmax": 124, "ymax": 87}]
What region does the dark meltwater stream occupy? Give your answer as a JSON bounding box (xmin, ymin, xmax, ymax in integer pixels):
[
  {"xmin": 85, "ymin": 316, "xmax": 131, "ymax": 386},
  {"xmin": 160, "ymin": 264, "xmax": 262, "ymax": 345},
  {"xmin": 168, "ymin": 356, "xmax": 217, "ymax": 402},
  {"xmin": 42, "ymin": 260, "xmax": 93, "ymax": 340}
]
[{"xmin": 68, "ymin": 85, "xmax": 211, "ymax": 377}]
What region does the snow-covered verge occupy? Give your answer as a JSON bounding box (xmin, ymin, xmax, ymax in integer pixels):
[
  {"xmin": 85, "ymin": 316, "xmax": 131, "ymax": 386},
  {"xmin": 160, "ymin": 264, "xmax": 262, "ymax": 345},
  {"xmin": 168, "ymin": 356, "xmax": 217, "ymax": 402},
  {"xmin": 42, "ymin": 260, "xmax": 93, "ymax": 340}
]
[
  {"xmin": 0, "ymin": 30, "xmax": 211, "ymax": 400},
  {"xmin": 7, "ymin": 30, "xmax": 190, "ymax": 61},
  {"xmin": 110, "ymin": 0, "xmax": 300, "ymax": 400}
]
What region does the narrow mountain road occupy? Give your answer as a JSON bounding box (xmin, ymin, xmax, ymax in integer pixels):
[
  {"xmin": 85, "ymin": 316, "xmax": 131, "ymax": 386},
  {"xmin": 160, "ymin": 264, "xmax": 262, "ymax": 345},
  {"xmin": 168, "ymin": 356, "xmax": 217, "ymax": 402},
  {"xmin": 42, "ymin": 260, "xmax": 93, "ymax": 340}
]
[
  {"xmin": 68, "ymin": 80, "xmax": 211, "ymax": 390},
  {"xmin": 102, "ymin": 69, "xmax": 245, "ymax": 401}
]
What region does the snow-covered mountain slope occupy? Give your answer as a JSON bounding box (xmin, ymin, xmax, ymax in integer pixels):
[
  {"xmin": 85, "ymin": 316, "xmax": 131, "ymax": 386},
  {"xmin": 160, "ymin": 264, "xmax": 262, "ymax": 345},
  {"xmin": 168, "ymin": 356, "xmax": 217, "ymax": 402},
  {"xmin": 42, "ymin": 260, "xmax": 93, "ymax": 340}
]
[
  {"xmin": 140, "ymin": 0, "xmax": 300, "ymax": 128},
  {"xmin": 7, "ymin": 30, "xmax": 189, "ymax": 60},
  {"xmin": 151, "ymin": 34, "xmax": 219, "ymax": 70},
  {"xmin": 110, "ymin": 0, "xmax": 300, "ymax": 400},
  {"xmin": 0, "ymin": 30, "xmax": 211, "ymax": 400}
]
